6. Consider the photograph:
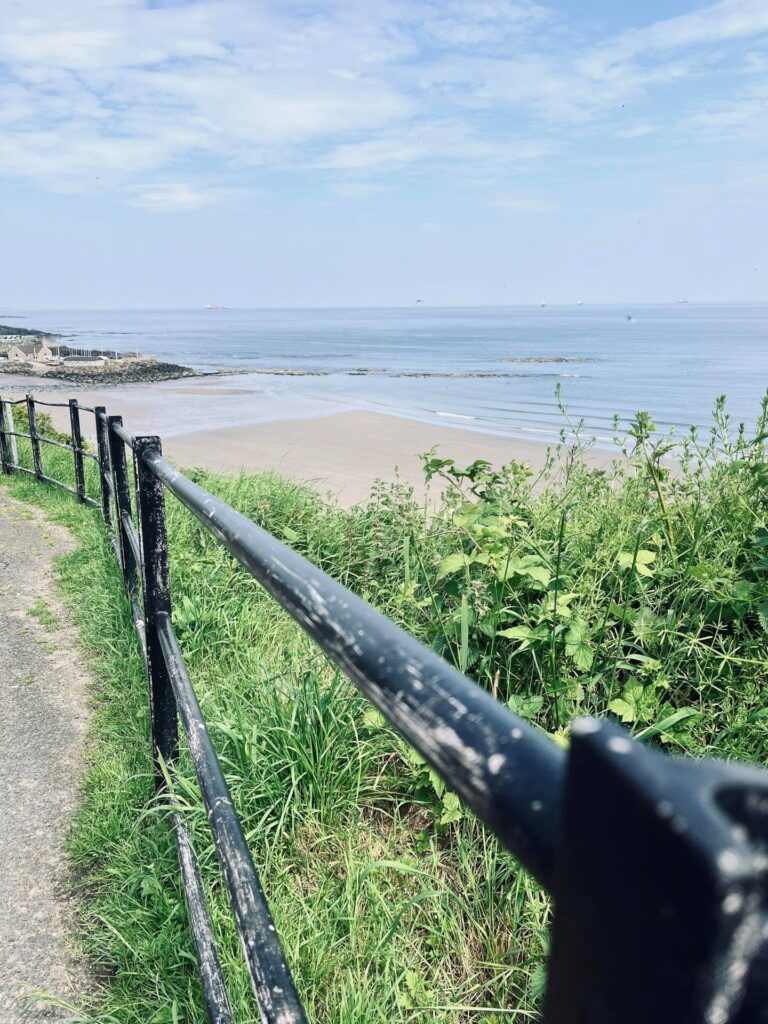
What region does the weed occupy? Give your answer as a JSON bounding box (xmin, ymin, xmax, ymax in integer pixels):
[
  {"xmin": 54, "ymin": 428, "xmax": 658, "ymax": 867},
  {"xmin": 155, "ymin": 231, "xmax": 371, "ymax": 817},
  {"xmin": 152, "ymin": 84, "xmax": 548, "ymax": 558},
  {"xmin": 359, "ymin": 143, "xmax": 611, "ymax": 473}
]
[
  {"xmin": 1, "ymin": 394, "xmax": 766, "ymax": 1022},
  {"xmin": 28, "ymin": 597, "xmax": 61, "ymax": 630}
]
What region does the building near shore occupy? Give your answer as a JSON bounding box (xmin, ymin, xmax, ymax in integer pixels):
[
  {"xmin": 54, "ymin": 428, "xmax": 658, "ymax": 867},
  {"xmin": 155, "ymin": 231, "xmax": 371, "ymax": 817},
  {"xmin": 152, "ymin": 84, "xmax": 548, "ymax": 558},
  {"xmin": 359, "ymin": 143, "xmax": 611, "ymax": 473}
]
[
  {"xmin": 8, "ymin": 340, "xmax": 63, "ymax": 362},
  {"xmin": 62, "ymin": 354, "xmax": 109, "ymax": 366}
]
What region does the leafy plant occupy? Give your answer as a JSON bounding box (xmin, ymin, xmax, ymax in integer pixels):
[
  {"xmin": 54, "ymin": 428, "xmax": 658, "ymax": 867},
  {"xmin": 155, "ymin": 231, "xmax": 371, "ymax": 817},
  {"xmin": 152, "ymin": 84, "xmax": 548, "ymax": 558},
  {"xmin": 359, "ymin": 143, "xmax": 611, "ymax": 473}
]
[{"xmin": 3, "ymin": 391, "xmax": 768, "ymax": 1023}]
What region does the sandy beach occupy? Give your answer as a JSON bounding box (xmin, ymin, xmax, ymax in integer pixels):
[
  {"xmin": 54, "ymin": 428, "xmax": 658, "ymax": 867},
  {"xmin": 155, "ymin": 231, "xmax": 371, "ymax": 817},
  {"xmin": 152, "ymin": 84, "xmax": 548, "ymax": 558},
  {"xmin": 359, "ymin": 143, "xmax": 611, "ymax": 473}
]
[
  {"xmin": 162, "ymin": 411, "xmax": 569, "ymax": 504},
  {"xmin": 1, "ymin": 378, "xmax": 616, "ymax": 505}
]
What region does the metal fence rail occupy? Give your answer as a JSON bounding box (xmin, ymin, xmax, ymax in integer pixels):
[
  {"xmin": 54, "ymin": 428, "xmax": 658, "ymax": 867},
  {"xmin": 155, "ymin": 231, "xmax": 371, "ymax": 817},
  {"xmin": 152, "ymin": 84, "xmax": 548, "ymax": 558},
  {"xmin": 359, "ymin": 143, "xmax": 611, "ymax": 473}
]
[{"xmin": 1, "ymin": 393, "xmax": 767, "ymax": 1024}]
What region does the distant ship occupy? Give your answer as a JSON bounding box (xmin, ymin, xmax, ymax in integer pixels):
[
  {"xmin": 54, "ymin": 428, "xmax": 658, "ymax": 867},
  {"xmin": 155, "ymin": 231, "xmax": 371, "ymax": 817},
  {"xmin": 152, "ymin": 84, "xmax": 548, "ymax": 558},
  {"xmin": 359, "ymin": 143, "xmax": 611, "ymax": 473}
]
[
  {"xmin": 577, "ymin": 299, "xmax": 584, "ymax": 305},
  {"xmin": 539, "ymin": 300, "xmax": 547, "ymax": 308},
  {"xmin": 206, "ymin": 304, "xmax": 228, "ymax": 310}
]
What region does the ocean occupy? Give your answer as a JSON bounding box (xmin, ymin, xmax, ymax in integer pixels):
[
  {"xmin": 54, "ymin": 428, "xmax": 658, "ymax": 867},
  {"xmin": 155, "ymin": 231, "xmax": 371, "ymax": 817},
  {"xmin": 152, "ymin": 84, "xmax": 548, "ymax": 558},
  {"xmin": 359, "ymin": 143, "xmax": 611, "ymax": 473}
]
[{"xmin": 5, "ymin": 305, "xmax": 767, "ymax": 442}]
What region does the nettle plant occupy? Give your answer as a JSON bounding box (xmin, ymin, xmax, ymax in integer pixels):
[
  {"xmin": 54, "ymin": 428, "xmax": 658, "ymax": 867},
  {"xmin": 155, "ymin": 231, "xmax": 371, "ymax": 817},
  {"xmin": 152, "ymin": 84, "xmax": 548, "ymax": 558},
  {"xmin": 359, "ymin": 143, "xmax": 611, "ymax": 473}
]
[
  {"xmin": 411, "ymin": 398, "xmax": 768, "ymax": 758},
  {"xmin": 418, "ymin": 449, "xmax": 599, "ymax": 740}
]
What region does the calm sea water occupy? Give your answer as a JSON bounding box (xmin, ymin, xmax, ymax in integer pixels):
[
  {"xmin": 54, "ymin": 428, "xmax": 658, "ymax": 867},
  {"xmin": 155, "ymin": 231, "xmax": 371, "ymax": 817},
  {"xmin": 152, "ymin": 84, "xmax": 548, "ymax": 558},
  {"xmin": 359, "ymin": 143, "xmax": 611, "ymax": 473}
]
[{"xmin": 6, "ymin": 305, "xmax": 767, "ymax": 442}]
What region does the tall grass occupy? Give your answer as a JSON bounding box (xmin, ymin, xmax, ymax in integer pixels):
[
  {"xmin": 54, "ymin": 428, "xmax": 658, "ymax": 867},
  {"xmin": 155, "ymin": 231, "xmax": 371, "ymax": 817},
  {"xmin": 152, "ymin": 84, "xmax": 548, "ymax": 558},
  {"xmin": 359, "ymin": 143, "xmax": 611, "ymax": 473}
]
[{"xmin": 2, "ymin": 397, "xmax": 767, "ymax": 1022}]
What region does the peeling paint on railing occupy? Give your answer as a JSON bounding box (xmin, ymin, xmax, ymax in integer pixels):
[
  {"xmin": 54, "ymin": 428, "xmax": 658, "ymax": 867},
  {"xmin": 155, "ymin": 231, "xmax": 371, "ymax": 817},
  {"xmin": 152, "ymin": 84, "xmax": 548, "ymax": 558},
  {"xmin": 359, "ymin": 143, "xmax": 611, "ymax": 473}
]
[{"xmin": 3, "ymin": 393, "xmax": 768, "ymax": 1024}]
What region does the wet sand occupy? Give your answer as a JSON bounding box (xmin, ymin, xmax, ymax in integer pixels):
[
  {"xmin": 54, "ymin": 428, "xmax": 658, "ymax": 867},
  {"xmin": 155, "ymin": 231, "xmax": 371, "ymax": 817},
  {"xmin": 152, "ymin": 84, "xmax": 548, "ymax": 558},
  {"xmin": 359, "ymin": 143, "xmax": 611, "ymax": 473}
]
[
  {"xmin": 1, "ymin": 378, "xmax": 615, "ymax": 505},
  {"xmin": 162, "ymin": 412, "xmax": 572, "ymax": 504}
]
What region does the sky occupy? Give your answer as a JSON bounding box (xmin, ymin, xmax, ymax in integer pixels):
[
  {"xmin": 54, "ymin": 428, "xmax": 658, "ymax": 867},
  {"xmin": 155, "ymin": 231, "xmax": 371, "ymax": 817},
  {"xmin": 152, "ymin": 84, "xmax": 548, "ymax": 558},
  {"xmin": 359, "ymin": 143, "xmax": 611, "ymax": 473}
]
[{"xmin": 0, "ymin": 0, "xmax": 766, "ymax": 308}]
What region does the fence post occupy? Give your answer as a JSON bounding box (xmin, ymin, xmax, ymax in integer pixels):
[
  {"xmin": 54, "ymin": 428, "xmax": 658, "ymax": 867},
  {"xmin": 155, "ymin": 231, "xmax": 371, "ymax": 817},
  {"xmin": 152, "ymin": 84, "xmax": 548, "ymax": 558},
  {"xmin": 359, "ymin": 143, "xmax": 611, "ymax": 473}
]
[
  {"xmin": 0, "ymin": 399, "xmax": 11, "ymax": 474},
  {"xmin": 94, "ymin": 406, "xmax": 112, "ymax": 526},
  {"xmin": 26, "ymin": 394, "xmax": 42, "ymax": 481},
  {"xmin": 134, "ymin": 435, "xmax": 178, "ymax": 788},
  {"xmin": 69, "ymin": 399, "xmax": 86, "ymax": 503},
  {"xmin": 108, "ymin": 415, "xmax": 138, "ymax": 599},
  {"xmin": 5, "ymin": 402, "xmax": 17, "ymax": 467}
]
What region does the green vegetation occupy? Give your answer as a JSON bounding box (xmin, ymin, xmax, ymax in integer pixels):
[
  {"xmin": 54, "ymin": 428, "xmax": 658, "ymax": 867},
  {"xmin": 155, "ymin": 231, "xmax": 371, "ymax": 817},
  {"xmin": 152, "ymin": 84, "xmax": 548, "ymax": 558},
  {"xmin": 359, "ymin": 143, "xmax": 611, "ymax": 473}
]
[
  {"xmin": 28, "ymin": 596, "xmax": 61, "ymax": 630},
  {"xmin": 2, "ymin": 396, "xmax": 767, "ymax": 1022}
]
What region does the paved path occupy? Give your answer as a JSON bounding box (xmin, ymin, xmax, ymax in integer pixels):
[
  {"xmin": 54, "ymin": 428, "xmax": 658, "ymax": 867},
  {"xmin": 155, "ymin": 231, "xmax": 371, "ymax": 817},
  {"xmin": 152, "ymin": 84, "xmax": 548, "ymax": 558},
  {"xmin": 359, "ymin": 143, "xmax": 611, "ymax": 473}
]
[{"xmin": 0, "ymin": 497, "xmax": 91, "ymax": 1020}]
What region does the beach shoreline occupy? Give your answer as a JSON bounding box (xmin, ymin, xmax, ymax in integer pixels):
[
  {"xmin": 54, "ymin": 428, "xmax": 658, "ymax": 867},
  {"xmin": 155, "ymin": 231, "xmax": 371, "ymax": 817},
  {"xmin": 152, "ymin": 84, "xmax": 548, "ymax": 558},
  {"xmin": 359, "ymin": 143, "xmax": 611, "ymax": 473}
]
[
  {"xmin": 161, "ymin": 411, "xmax": 582, "ymax": 505},
  {"xmin": 1, "ymin": 376, "xmax": 617, "ymax": 505}
]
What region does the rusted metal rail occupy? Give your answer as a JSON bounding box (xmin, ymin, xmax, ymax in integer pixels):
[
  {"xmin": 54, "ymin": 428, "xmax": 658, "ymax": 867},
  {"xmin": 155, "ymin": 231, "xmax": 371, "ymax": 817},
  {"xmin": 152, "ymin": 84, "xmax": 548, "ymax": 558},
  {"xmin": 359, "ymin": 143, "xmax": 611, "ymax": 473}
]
[{"xmin": 1, "ymin": 392, "xmax": 767, "ymax": 1024}]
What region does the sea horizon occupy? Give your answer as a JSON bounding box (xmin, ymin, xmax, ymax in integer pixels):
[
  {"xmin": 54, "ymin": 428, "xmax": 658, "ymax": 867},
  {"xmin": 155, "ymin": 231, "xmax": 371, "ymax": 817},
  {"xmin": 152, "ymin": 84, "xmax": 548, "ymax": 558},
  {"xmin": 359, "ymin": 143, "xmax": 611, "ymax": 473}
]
[
  {"xmin": 4, "ymin": 299, "xmax": 768, "ymax": 312},
  {"xmin": 3, "ymin": 302, "xmax": 767, "ymax": 444}
]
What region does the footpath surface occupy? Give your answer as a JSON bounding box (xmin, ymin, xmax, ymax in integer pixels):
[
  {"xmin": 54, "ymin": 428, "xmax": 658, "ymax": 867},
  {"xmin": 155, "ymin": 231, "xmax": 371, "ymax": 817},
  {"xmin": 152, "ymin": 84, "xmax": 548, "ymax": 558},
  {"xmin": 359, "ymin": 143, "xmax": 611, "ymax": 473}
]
[{"xmin": 0, "ymin": 497, "xmax": 91, "ymax": 1020}]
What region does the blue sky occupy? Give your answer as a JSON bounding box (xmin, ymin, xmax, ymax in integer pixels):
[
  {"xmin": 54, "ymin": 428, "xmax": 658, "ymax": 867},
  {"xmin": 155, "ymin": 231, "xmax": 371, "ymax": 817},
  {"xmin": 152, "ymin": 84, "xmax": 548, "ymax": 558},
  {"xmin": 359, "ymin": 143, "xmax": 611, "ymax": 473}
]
[{"xmin": 0, "ymin": 0, "xmax": 766, "ymax": 307}]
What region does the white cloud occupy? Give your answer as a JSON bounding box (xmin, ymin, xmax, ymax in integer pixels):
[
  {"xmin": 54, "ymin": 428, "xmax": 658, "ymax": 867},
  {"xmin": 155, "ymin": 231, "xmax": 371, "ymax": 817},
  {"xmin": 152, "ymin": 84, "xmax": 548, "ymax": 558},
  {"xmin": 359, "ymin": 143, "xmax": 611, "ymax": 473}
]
[
  {"xmin": 680, "ymin": 82, "xmax": 768, "ymax": 138},
  {"xmin": 616, "ymin": 124, "xmax": 658, "ymax": 139},
  {"xmin": 317, "ymin": 122, "xmax": 553, "ymax": 170},
  {"xmin": 420, "ymin": 0, "xmax": 550, "ymax": 47},
  {"xmin": 580, "ymin": 0, "xmax": 768, "ymax": 78},
  {"xmin": 491, "ymin": 194, "xmax": 555, "ymax": 213},
  {"xmin": 331, "ymin": 180, "xmax": 394, "ymax": 198},
  {"xmin": 0, "ymin": 0, "xmax": 766, "ymax": 205},
  {"xmin": 128, "ymin": 182, "xmax": 249, "ymax": 211}
]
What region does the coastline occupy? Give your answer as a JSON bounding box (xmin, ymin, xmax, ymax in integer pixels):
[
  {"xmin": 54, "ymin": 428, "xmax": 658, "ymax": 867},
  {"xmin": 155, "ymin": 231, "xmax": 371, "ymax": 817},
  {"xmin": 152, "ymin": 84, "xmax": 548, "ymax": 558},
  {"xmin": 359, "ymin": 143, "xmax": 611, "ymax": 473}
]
[
  {"xmin": 1, "ymin": 375, "xmax": 616, "ymax": 505},
  {"xmin": 162, "ymin": 411, "xmax": 594, "ymax": 505},
  {"xmin": 2, "ymin": 305, "xmax": 766, "ymax": 450}
]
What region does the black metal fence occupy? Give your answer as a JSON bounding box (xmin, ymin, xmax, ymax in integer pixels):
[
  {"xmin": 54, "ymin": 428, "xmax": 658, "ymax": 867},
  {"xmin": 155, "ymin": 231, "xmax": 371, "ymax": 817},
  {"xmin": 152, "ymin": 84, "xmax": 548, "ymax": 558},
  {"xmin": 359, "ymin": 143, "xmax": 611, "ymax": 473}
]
[{"xmin": 1, "ymin": 392, "xmax": 767, "ymax": 1024}]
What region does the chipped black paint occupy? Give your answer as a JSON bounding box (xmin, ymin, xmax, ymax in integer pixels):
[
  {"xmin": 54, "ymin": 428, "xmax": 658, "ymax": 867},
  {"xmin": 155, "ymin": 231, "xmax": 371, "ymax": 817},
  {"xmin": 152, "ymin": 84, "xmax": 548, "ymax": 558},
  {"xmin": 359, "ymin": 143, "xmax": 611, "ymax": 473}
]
[
  {"xmin": 133, "ymin": 435, "xmax": 179, "ymax": 787},
  {"xmin": 158, "ymin": 615, "xmax": 307, "ymax": 1024},
  {"xmin": 174, "ymin": 813, "xmax": 235, "ymax": 1024},
  {"xmin": 142, "ymin": 447, "xmax": 566, "ymax": 886},
  {"xmin": 546, "ymin": 718, "xmax": 768, "ymax": 1024},
  {"xmin": 69, "ymin": 399, "xmax": 86, "ymax": 503},
  {"xmin": 94, "ymin": 405, "xmax": 113, "ymax": 526},
  {"xmin": 108, "ymin": 415, "xmax": 140, "ymax": 604},
  {"xmin": 25, "ymin": 394, "xmax": 43, "ymax": 481},
  {"xmin": 0, "ymin": 398, "xmax": 12, "ymax": 474},
  {"xmin": 5, "ymin": 391, "xmax": 768, "ymax": 1024}
]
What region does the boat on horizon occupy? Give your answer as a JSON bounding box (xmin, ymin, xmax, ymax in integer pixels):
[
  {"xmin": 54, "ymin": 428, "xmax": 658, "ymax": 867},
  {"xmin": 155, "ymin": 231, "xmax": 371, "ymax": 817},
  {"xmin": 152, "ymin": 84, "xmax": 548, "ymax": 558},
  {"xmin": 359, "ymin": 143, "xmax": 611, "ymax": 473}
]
[{"xmin": 206, "ymin": 304, "xmax": 228, "ymax": 310}]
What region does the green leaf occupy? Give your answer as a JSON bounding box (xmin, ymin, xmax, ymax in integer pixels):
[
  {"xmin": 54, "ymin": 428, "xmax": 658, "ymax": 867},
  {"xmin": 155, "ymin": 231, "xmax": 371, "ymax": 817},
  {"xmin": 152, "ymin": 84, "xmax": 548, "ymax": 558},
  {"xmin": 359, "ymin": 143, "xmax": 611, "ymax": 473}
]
[
  {"xmin": 459, "ymin": 593, "xmax": 470, "ymax": 673},
  {"xmin": 565, "ymin": 618, "xmax": 593, "ymax": 670},
  {"xmin": 140, "ymin": 873, "xmax": 162, "ymax": 897},
  {"xmin": 149, "ymin": 1004, "xmax": 179, "ymax": 1024},
  {"xmin": 525, "ymin": 565, "xmax": 552, "ymax": 587},
  {"xmin": 439, "ymin": 791, "xmax": 463, "ymax": 825},
  {"xmin": 436, "ymin": 552, "xmax": 470, "ymax": 579},
  {"xmin": 495, "ymin": 555, "xmax": 551, "ymax": 587},
  {"xmin": 362, "ymin": 707, "xmax": 388, "ymax": 732},
  {"xmin": 497, "ymin": 625, "xmax": 536, "ymax": 639},
  {"xmin": 506, "ymin": 693, "xmax": 545, "ymax": 720},
  {"xmin": 618, "ymin": 549, "xmax": 656, "ymax": 577},
  {"xmin": 731, "ymin": 579, "xmax": 754, "ymax": 604},
  {"xmin": 608, "ymin": 698, "xmax": 637, "ymax": 723},
  {"xmin": 757, "ymin": 602, "xmax": 768, "ymax": 634},
  {"xmin": 428, "ymin": 768, "xmax": 445, "ymax": 799},
  {"xmin": 539, "ymin": 591, "xmax": 579, "ymax": 619},
  {"xmin": 528, "ymin": 963, "xmax": 548, "ymax": 1002},
  {"xmin": 497, "ymin": 624, "xmax": 549, "ymax": 650},
  {"xmin": 281, "ymin": 525, "xmax": 299, "ymax": 543},
  {"xmin": 631, "ymin": 607, "xmax": 660, "ymax": 643},
  {"xmin": 636, "ymin": 707, "xmax": 702, "ymax": 740}
]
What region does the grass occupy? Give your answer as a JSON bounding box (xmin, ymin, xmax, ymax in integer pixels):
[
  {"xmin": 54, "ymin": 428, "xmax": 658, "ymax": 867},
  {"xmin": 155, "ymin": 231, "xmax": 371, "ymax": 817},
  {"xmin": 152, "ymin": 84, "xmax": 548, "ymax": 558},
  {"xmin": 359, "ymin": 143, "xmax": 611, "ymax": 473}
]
[
  {"xmin": 1, "ymin": 395, "xmax": 767, "ymax": 1022},
  {"xmin": 28, "ymin": 596, "xmax": 62, "ymax": 630}
]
